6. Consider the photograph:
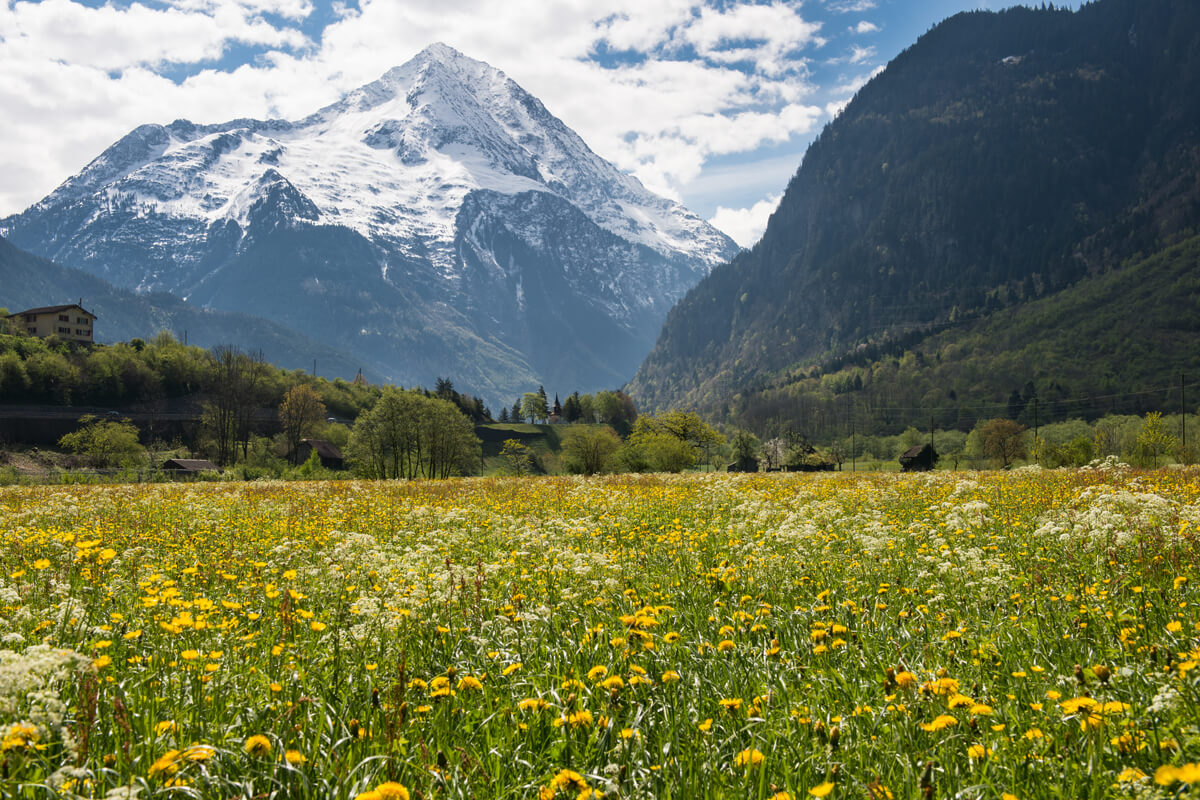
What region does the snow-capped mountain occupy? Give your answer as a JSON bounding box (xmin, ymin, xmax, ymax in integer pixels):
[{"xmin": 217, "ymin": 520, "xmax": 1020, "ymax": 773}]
[{"xmin": 2, "ymin": 43, "xmax": 738, "ymax": 405}]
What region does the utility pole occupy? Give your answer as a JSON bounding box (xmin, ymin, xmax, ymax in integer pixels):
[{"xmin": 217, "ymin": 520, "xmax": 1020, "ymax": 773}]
[
  {"xmin": 850, "ymin": 398, "xmax": 856, "ymax": 473},
  {"xmin": 313, "ymin": 359, "xmax": 317, "ymax": 376},
  {"xmin": 1034, "ymin": 397, "xmax": 1039, "ymax": 465},
  {"xmin": 1183, "ymin": 374, "xmax": 1187, "ymax": 450}
]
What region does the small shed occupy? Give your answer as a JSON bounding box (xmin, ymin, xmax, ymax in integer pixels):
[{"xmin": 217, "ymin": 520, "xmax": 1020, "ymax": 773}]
[
  {"xmin": 899, "ymin": 444, "xmax": 939, "ymax": 472},
  {"xmin": 297, "ymin": 439, "xmax": 345, "ymax": 470},
  {"xmin": 726, "ymin": 456, "xmax": 759, "ymax": 473},
  {"xmin": 162, "ymin": 458, "xmax": 220, "ymax": 474}
]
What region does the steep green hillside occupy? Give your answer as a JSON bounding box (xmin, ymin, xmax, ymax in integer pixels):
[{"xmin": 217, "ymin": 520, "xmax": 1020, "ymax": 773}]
[
  {"xmin": 630, "ymin": 0, "xmax": 1200, "ymax": 419},
  {"xmin": 729, "ymin": 235, "xmax": 1200, "ymax": 437}
]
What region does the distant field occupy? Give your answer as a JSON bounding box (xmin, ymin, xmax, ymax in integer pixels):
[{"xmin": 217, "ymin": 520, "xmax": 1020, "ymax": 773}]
[{"xmin": 1, "ymin": 467, "xmax": 1198, "ymax": 798}]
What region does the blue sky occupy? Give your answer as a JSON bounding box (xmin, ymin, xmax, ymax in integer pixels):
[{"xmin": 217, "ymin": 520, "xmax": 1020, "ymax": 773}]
[{"xmin": 0, "ymin": 0, "xmax": 1081, "ymax": 246}]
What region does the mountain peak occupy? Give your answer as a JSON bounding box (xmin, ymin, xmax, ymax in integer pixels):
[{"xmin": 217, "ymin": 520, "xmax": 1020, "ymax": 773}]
[
  {"xmin": 413, "ymin": 42, "xmax": 471, "ymax": 66},
  {"xmin": 2, "ymin": 42, "xmax": 736, "ymax": 406}
]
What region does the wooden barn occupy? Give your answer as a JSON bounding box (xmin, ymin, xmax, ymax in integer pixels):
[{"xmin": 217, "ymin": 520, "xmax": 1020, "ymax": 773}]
[
  {"xmin": 162, "ymin": 458, "xmax": 220, "ymax": 475},
  {"xmin": 899, "ymin": 444, "xmax": 939, "ymax": 472},
  {"xmin": 297, "ymin": 439, "xmax": 345, "ymax": 470}
]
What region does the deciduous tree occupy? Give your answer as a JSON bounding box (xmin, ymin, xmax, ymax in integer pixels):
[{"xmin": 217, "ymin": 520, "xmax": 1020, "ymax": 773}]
[
  {"xmin": 562, "ymin": 426, "xmax": 621, "ymax": 475},
  {"xmin": 279, "ymin": 383, "xmax": 327, "ymax": 465},
  {"xmin": 979, "ymin": 418, "xmax": 1028, "ymax": 468},
  {"xmin": 520, "ymin": 392, "xmax": 549, "ymax": 424},
  {"xmin": 1136, "ymin": 411, "xmax": 1178, "ymax": 468},
  {"xmin": 347, "ymin": 389, "xmax": 480, "ymax": 479},
  {"xmin": 500, "ymin": 438, "xmax": 533, "ymax": 475},
  {"xmin": 59, "ymin": 415, "xmax": 144, "ymax": 468}
]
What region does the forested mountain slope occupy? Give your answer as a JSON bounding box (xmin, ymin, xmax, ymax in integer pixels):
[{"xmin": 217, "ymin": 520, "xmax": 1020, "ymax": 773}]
[
  {"xmin": 726, "ymin": 235, "xmax": 1200, "ymax": 438},
  {"xmin": 0, "ymin": 236, "xmax": 368, "ymax": 380},
  {"xmin": 629, "ymin": 0, "xmax": 1200, "ymax": 419}
]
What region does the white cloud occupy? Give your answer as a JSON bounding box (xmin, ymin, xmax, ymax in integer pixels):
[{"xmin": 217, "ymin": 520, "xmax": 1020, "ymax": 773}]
[
  {"xmin": 678, "ymin": 2, "xmax": 825, "ymax": 73},
  {"xmin": 2, "ymin": 0, "xmax": 308, "ymax": 71},
  {"xmin": 709, "ymin": 194, "xmax": 782, "ymax": 248},
  {"xmin": 170, "ymin": 0, "xmax": 316, "ymax": 22},
  {"xmin": 849, "ymin": 45, "xmax": 876, "ymax": 64},
  {"xmin": 0, "ymin": 0, "xmax": 835, "ymax": 218},
  {"xmin": 854, "ymin": 20, "xmax": 880, "ymax": 34},
  {"xmin": 826, "ymin": 0, "xmax": 877, "ymax": 12}
]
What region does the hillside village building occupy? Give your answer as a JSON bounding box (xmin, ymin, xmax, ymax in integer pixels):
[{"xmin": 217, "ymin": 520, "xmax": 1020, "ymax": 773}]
[{"xmin": 7, "ymin": 304, "xmax": 95, "ymax": 343}]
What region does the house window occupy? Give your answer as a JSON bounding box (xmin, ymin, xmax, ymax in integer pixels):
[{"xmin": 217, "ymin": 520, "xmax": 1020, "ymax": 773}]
[
  {"xmin": 59, "ymin": 314, "xmax": 70, "ymax": 322},
  {"xmin": 77, "ymin": 317, "xmax": 89, "ymax": 324},
  {"xmin": 24, "ymin": 315, "xmax": 35, "ymax": 323},
  {"xmin": 58, "ymin": 326, "xmax": 70, "ymax": 334},
  {"xmin": 27, "ymin": 327, "xmax": 36, "ymax": 334}
]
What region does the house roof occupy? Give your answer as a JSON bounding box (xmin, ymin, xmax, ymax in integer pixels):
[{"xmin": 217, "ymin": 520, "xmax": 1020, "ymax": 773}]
[
  {"xmin": 899, "ymin": 445, "xmax": 928, "ymax": 459},
  {"xmin": 163, "ymin": 458, "xmax": 220, "ymax": 471},
  {"xmin": 300, "ymin": 439, "xmax": 344, "ymax": 459},
  {"xmin": 8, "ymin": 304, "xmax": 95, "ymax": 318}
]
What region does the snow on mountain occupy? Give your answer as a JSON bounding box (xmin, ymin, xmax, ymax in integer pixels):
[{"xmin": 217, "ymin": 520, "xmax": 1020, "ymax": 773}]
[{"xmin": 2, "ymin": 43, "xmax": 738, "ymax": 404}]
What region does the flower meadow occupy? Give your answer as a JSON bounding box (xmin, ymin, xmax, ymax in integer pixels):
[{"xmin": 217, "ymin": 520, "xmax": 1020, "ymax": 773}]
[{"xmin": 1, "ymin": 466, "xmax": 1199, "ymax": 799}]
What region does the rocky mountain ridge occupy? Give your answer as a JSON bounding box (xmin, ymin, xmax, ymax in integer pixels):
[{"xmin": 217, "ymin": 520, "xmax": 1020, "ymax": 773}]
[{"xmin": 3, "ymin": 43, "xmax": 737, "ymax": 406}]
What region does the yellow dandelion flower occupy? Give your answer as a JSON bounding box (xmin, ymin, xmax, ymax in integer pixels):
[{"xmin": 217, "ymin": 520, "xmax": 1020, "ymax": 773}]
[
  {"xmin": 587, "ymin": 665, "xmax": 608, "ymax": 682},
  {"xmin": 809, "ymin": 781, "xmax": 835, "ymax": 797},
  {"xmin": 182, "ymin": 745, "xmax": 214, "ymax": 762},
  {"xmin": 549, "ymin": 768, "xmax": 589, "ymax": 793},
  {"xmin": 920, "ymin": 715, "xmax": 958, "ymax": 732},
  {"xmin": 734, "ymin": 748, "xmax": 764, "ymax": 768},
  {"xmin": 148, "ymin": 749, "xmax": 183, "ymax": 778},
  {"xmin": 1059, "ymin": 696, "xmax": 1097, "ymax": 714},
  {"xmin": 457, "ymin": 675, "xmax": 483, "ymax": 691},
  {"xmin": 285, "ymin": 749, "xmax": 306, "ymax": 765},
  {"xmin": 243, "ymin": 734, "xmax": 272, "ymax": 757},
  {"xmin": 1116, "ymin": 767, "xmax": 1147, "ymax": 784},
  {"xmin": 374, "ymin": 782, "xmax": 410, "ymax": 800}
]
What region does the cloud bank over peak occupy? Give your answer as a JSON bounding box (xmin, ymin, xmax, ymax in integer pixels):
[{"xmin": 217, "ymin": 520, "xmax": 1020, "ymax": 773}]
[{"xmin": 0, "ymin": 0, "xmax": 1047, "ymax": 238}]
